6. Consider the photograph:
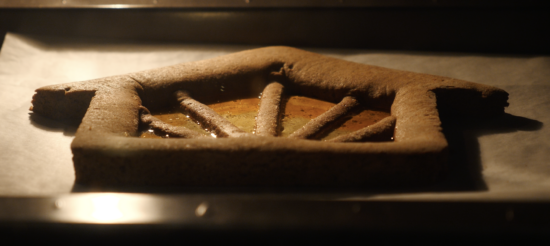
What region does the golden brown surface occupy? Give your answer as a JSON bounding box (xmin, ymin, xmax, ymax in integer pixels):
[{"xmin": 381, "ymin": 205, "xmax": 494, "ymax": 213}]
[
  {"xmin": 141, "ymin": 96, "xmax": 390, "ymax": 140},
  {"xmin": 280, "ymin": 96, "xmax": 390, "ymax": 139},
  {"xmin": 322, "ymin": 108, "xmax": 391, "ymax": 141},
  {"xmin": 280, "ymin": 96, "xmax": 333, "ymax": 137},
  {"xmin": 139, "ymin": 107, "xmax": 209, "ymax": 139},
  {"xmin": 207, "ymin": 98, "xmax": 260, "ymax": 134},
  {"xmin": 140, "ymin": 98, "xmax": 260, "ymax": 138}
]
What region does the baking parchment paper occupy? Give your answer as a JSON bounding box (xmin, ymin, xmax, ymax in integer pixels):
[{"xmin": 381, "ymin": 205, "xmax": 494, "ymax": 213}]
[{"xmin": 1, "ymin": 33, "xmax": 548, "ymax": 200}]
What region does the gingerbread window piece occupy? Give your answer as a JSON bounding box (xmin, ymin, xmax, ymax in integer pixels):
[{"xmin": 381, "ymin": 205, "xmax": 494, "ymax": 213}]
[{"xmin": 31, "ymin": 47, "xmax": 509, "ymax": 187}]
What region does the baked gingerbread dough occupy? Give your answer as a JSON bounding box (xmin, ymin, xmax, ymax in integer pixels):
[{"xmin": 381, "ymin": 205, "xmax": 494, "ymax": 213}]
[{"xmin": 31, "ymin": 47, "xmax": 509, "ymax": 187}]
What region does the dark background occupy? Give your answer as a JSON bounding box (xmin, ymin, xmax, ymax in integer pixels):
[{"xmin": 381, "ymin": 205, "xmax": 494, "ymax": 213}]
[{"xmin": 1, "ymin": 0, "xmax": 549, "ymax": 54}]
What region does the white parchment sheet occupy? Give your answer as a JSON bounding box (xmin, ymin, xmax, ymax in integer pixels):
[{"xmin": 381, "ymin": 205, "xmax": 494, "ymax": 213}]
[{"xmin": 1, "ymin": 33, "xmax": 549, "ymax": 200}]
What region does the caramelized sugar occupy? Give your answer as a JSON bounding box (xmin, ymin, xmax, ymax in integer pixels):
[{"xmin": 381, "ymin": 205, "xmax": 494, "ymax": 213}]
[
  {"xmin": 280, "ymin": 96, "xmax": 335, "ymax": 137},
  {"xmin": 139, "ymin": 98, "xmax": 260, "ymax": 138},
  {"xmin": 280, "ymin": 96, "xmax": 391, "ymax": 140},
  {"xmin": 139, "ymin": 109, "xmax": 210, "ymax": 138},
  {"xmin": 206, "ymin": 98, "xmax": 260, "ymax": 133},
  {"xmin": 320, "ymin": 109, "xmax": 391, "ymax": 140},
  {"xmin": 140, "ymin": 96, "xmax": 391, "ymax": 140}
]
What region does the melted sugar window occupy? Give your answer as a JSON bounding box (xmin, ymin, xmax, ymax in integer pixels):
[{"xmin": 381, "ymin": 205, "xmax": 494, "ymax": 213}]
[
  {"xmin": 139, "ymin": 95, "xmax": 393, "ymax": 142},
  {"xmin": 280, "ymin": 96, "xmax": 391, "ymax": 140}
]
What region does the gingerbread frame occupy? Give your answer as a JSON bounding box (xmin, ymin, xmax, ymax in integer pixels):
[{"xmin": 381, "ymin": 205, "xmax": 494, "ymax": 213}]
[{"xmin": 31, "ymin": 47, "xmax": 508, "ymax": 187}]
